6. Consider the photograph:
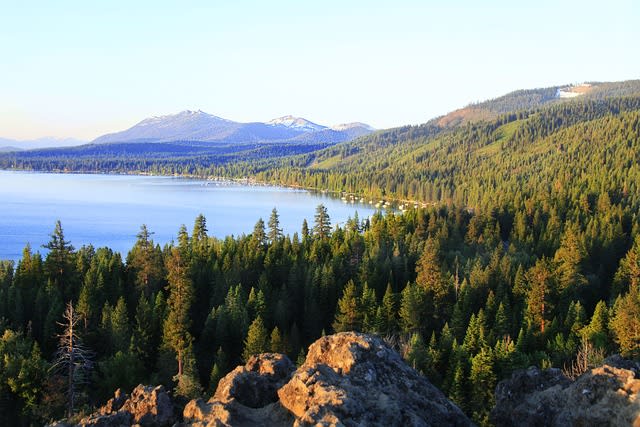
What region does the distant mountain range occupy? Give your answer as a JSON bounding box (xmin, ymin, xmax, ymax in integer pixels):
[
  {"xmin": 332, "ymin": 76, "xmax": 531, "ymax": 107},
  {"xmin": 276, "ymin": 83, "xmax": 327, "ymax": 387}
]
[
  {"xmin": 0, "ymin": 137, "xmax": 86, "ymax": 152},
  {"xmin": 91, "ymin": 111, "xmax": 375, "ymax": 145},
  {"xmin": 4, "ymin": 80, "xmax": 639, "ymax": 176}
]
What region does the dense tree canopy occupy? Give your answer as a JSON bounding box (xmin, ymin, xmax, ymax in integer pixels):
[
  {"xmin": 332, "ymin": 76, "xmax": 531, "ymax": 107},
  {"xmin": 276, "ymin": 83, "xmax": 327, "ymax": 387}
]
[{"xmin": 1, "ymin": 86, "xmax": 640, "ymax": 425}]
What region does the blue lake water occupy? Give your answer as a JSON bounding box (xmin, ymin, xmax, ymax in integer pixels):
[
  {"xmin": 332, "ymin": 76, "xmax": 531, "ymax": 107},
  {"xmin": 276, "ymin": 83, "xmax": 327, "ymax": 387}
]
[{"xmin": 0, "ymin": 171, "xmax": 376, "ymax": 262}]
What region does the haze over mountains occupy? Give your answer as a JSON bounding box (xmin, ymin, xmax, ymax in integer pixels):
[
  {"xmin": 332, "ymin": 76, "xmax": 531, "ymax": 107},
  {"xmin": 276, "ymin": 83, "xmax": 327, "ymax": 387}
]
[
  {"xmin": 0, "ymin": 137, "xmax": 86, "ymax": 152},
  {"xmin": 91, "ymin": 110, "xmax": 375, "ymax": 145},
  {"xmin": 3, "ymin": 81, "xmax": 630, "ymax": 152},
  {"xmin": 3, "ymin": 80, "xmax": 639, "ymax": 174}
]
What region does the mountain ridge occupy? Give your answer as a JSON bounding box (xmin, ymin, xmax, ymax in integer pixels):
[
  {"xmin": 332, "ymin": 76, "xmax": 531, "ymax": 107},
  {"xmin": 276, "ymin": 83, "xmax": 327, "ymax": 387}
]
[
  {"xmin": 3, "ymin": 79, "xmax": 640, "ymax": 184},
  {"xmin": 91, "ymin": 111, "xmax": 375, "ymax": 145}
]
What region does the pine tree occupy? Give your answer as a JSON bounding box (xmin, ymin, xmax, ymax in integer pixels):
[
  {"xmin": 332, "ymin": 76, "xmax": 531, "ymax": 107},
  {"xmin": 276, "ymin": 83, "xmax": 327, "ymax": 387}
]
[
  {"xmin": 416, "ymin": 239, "xmax": 451, "ymax": 322},
  {"xmin": 381, "ymin": 283, "xmax": 397, "ymax": 334},
  {"xmin": 0, "ymin": 330, "xmax": 49, "ymax": 423},
  {"xmin": 313, "ymin": 204, "xmax": 331, "ymax": 240},
  {"xmin": 469, "ymin": 348, "xmax": 496, "ymax": 423},
  {"xmin": 243, "ymin": 316, "xmax": 268, "ymax": 361},
  {"xmin": 610, "ymin": 289, "xmax": 640, "ymax": 357},
  {"xmin": 526, "ymin": 258, "xmax": 555, "ymax": 333},
  {"xmin": 301, "ymin": 219, "xmax": 310, "ymax": 242},
  {"xmin": 332, "ymin": 280, "xmax": 361, "ymax": 332},
  {"xmin": 493, "ymin": 335, "xmax": 518, "ymax": 379},
  {"xmin": 406, "ymin": 333, "xmax": 428, "ymax": 373},
  {"xmin": 247, "ymin": 287, "xmax": 267, "ymax": 322},
  {"xmin": 269, "ymin": 326, "xmax": 286, "ymax": 353},
  {"xmin": 96, "ymin": 350, "xmax": 144, "ymax": 403},
  {"xmin": 448, "ymin": 357, "xmax": 468, "ymax": 412},
  {"xmin": 399, "ymin": 283, "xmax": 424, "ymax": 335},
  {"xmin": 251, "ymin": 218, "xmax": 267, "ymax": 248},
  {"xmin": 191, "ymin": 214, "xmax": 208, "ymax": 256},
  {"xmin": 131, "ymin": 294, "xmax": 154, "ymax": 366},
  {"xmin": 463, "ymin": 311, "xmax": 487, "ymax": 355},
  {"xmin": 162, "ymin": 247, "xmax": 193, "ymax": 377},
  {"xmin": 43, "ymin": 221, "xmax": 75, "ymax": 298},
  {"xmin": 127, "ymin": 225, "xmax": 164, "ymax": 296},
  {"xmin": 360, "ymin": 283, "xmax": 377, "ymax": 332},
  {"xmin": 493, "ymin": 302, "xmax": 509, "ymax": 339},
  {"xmin": 581, "ymin": 300, "xmax": 609, "ymax": 349},
  {"xmin": 177, "ymin": 225, "xmax": 190, "ymax": 255},
  {"xmin": 268, "ymin": 208, "xmax": 283, "ymax": 242},
  {"xmin": 208, "ymin": 347, "xmax": 228, "ymax": 395},
  {"xmin": 173, "ymin": 348, "xmax": 202, "ymax": 399},
  {"xmin": 296, "ymin": 348, "xmax": 306, "ymax": 367},
  {"xmin": 613, "ymin": 234, "xmax": 640, "ymax": 295},
  {"xmin": 75, "ymin": 281, "xmax": 95, "ymax": 332},
  {"xmin": 554, "ymin": 222, "xmax": 587, "ymax": 296},
  {"xmin": 110, "ymin": 297, "xmax": 130, "ymax": 354}
]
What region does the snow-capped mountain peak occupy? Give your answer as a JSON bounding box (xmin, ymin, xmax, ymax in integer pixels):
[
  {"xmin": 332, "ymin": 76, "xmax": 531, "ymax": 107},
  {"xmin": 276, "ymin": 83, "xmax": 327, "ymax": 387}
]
[
  {"xmin": 266, "ymin": 115, "xmax": 326, "ymax": 132},
  {"xmin": 92, "ymin": 110, "xmax": 240, "ymax": 144},
  {"xmin": 330, "ymin": 122, "xmax": 376, "ymax": 132},
  {"xmin": 91, "ymin": 111, "xmax": 374, "ymax": 144},
  {"xmin": 138, "ymin": 110, "xmax": 231, "ymax": 127}
]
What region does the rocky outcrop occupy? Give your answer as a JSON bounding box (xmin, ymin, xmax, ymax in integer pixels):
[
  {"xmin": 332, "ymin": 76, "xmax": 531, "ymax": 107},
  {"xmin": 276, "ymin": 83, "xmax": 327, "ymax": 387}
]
[
  {"xmin": 183, "ymin": 332, "xmax": 473, "ymax": 426},
  {"xmin": 182, "ymin": 353, "xmax": 296, "ymax": 427},
  {"xmin": 491, "ymin": 356, "xmax": 640, "ymax": 427},
  {"xmin": 53, "ymin": 333, "xmax": 472, "ymax": 427},
  {"xmin": 64, "ymin": 385, "xmax": 176, "ymax": 427}
]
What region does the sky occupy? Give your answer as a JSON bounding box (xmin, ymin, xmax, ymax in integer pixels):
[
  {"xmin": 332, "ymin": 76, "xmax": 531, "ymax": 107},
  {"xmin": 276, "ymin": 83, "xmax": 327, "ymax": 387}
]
[{"xmin": 1, "ymin": 0, "xmax": 638, "ymax": 140}]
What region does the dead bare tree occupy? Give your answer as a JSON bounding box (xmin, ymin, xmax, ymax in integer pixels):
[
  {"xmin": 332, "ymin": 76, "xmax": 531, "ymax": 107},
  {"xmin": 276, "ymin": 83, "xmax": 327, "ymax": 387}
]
[
  {"xmin": 563, "ymin": 337, "xmax": 605, "ymax": 380},
  {"xmin": 51, "ymin": 302, "xmax": 93, "ymax": 418}
]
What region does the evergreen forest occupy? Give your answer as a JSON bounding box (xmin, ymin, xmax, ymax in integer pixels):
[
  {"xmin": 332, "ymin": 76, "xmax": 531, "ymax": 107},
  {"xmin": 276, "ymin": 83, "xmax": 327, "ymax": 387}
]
[{"xmin": 1, "ymin": 83, "xmax": 640, "ymax": 425}]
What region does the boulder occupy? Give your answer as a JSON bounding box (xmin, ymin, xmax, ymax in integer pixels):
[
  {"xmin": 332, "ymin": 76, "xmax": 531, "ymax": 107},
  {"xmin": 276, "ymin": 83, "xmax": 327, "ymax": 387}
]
[
  {"xmin": 278, "ymin": 332, "xmax": 473, "ymax": 426},
  {"xmin": 75, "ymin": 385, "xmax": 175, "ymax": 427},
  {"xmin": 184, "ymin": 332, "xmax": 473, "ymax": 427},
  {"xmin": 54, "ymin": 333, "xmax": 473, "ymax": 426},
  {"xmin": 491, "ymin": 358, "xmax": 640, "ymax": 426},
  {"xmin": 182, "ymin": 353, "xmax": 296, "ymax": 427},
  {"xmin": 213, "ymin": 353, "xmax": 295, "ymax": 407}
]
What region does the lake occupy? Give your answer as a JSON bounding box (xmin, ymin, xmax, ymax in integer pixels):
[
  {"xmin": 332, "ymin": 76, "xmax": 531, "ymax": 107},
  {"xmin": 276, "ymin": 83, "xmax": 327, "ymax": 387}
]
[{"xmin": 0, "ymin": 171, "xmax": 376, "ymax": 262}]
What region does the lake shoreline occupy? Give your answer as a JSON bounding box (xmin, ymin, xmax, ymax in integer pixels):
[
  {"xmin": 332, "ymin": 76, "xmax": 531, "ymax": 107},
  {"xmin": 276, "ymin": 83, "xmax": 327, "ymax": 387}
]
[
  {"xmin": 0, "ymin": 170, "xmax": 377, "ymax": 263},
  {"xmin": 0, "ymin": 166, "xmax": 427, "ymax": 210}
]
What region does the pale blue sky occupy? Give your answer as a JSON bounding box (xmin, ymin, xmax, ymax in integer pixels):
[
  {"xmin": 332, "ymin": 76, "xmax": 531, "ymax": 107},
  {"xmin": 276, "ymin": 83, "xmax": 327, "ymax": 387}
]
[{"xmin": 1, "ymin": 0, "xmax": 638, "ymax": 140}]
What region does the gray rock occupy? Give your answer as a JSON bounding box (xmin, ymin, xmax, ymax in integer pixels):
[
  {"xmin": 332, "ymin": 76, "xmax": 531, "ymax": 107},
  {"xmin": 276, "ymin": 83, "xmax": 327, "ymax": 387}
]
[
  {"xmin": 491, "ymin": 362, "xmax": 640, "ymax": 426},
  {"xmin": 184, "ymin": 332, "xmax": 473, "ymax": 427},
  {"xmin": 74, "ymin": 384, "xmax": 175, "ymax": 427}
]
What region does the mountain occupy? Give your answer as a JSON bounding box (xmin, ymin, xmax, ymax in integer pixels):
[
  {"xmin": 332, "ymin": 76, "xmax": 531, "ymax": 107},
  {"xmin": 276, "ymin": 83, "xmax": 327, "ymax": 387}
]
[
  {"xmin": 4, "ymin": 80, "xmax": 639, "ymax": 185},
  {"xmin": 92, "ymin": 110, "xmax": 244, "ymax": 144},
  {"xmin": 0, "ymin": 112, "xmax": 375, "ymax": 171},
  {"xmin": 0, "ymin": 146, "xmax": 22, "ymax": 153},
  {"xmin": 0, "ymin": 137, "xmax": 86, "ymax": 151},
  {"xmin": 233, "ymin": 79, "xmax": 640, "ymax": 210},
  {"xmin": 92, "ymin": 110, "xmax": 374, "ymax": 145},
  {"xmin": 331, "ymin": 122, "xmax": 376, "ymax": 132},
  {"xmin": 267, "ymin": 115, "xmax": 326, "ymax": 132},
  {"xmin": 434, "ymin": 80, "xmax": 640, "ymax": 128}
]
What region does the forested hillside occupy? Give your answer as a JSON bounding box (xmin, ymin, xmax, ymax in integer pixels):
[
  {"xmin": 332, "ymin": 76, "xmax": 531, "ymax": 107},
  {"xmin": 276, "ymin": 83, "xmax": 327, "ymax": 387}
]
[
  {"xmin": 237, "ymin": 95, "xmax": 640, "ymax": 211},
  {"xmin": 2, "ymin": 194, "xmax": 640, "ymax": 425},
  {"xmin": 2, "ymin": 81, "xmax": 640, "ymax": 425},
  {"xmin": 3, "ymin": 80, "xmax": 639, "ymax": 182}
]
